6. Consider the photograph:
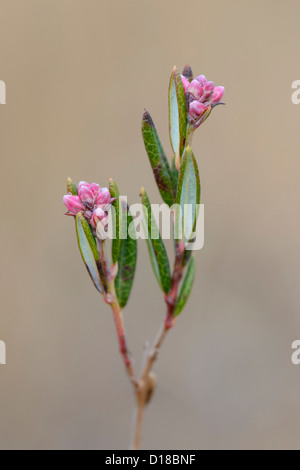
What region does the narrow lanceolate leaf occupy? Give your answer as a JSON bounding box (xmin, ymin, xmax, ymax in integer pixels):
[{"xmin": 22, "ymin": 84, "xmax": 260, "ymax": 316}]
[
  {"xmin": 175, "ymin": 146, "xmax": 200, "ymax": 243},
  {"xmin": 75, "ymin": 213, "xmax": 104, "ymax": 293},
  {"xmin": 169, "ymin": 66, "xmax": 187, "ymax": 164},
  {"xmin": 174, "ymin": 257, "xmax": 195, "ymax": 316},
  {"xmin": 115, "ymin": 206, "xmax": 137, "ymax": 308},
  {"xmin": 109, "ymin": 178, "xmax": 122, "ymax": 264},
  {"xmin": 67, "ymin": 177, "xmax": 78, "ymax": 195},
  {"xmin": 140, "ymin": 188, "xmax": 171, "ymax": 294},
  {"xmin": 182, "ymin": 248, "xmax": 192, "ymax": 268},
  {"xmin": 142, "ymin": 110, "xmax": 175, "ymax": 206},
  {"xmin": 171, "ymin": 155, "xmax": 179, "ymax": 192}
]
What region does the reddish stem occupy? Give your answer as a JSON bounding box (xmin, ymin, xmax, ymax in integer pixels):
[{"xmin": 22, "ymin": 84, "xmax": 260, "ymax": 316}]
[
  {"xmin": 106, "ymin": 282, "xmax": 136, "ymax": 384},
  {"xmin": 132, "ymin": 242, "xmax": 186, "ymax": 449}
]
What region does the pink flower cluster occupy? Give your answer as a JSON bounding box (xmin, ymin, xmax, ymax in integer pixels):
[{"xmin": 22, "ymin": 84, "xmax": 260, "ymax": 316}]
[
  {"xmin": 63, "ymin": 181, "xmax": 114, "ymax": 231},
  {"xmin": 181, "ymin": 74, "xmax": 224, "ymax": 129}
]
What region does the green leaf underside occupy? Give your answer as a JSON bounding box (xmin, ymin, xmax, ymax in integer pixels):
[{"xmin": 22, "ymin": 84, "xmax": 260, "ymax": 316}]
[
  {"xmin": 169, "ymin": 67, "xmax": 187, "ymax": 160},
  {"xmin": 182, "ymin": 248, "xmax": 192, "ymax": 267},
  {"xmin": 169, "ymin": 77, "xmax": 179, "ymax": 155},
  {"xmin": 142, "ymin": 110, "xmax": 175, "ymax": 206},
  {"xmin": 171, "ymin": 155, "xmax": 179, "ymax": 190},
  {"xmin": 67, "ymin": 178, "xmax": 78, "ymax": 196},
  {"xmin": 174, "ymin": 256, "xmax": 195, "ymax": 316},
  {"xmin": 141, "ymin": 216, "xmax": 161, "ymax": 288},
  {"xmin": 109, "ymin": 179, "xmax": 122, "ymax": 264},
  {"xmin": 75, "ymin": 213, "xmax": 103, "ymax": 293},
  {"xmin": 176, "ymin": 146, "xmax": 200, "ymax": 243},
  {"xmin": 141, "ymin": 189, "xmax": 171, "ymax": 294},
  {"xmin": 115, "ymin": 207, "xmax": 137, "ymax": 308}
]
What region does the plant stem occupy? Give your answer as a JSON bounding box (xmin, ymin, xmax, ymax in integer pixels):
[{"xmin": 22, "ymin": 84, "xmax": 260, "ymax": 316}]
[
  {"xmin": 132, "ymin": 388, "xmax": 146, "ymax": 450},
  {"xmin": 112, "ymin": 301, "xmax": 136, "ymax": 383},
  {"xmin": 98, "ymin": 239, "xmax": 137, "ymax": 386},
  {"xmin": 102, "ymin": 238, "xmax": 186, "ymax": 450},
  {"xmin": 131, "ymin": 242, "xmax": 185, "ymax": 450},
  {"xmin": 106, "ymin": 278, "xmax": 137, "ymax": 385}
]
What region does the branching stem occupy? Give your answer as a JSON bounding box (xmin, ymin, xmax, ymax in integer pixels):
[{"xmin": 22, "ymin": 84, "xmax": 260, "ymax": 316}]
[{"xmin": 103, "ymin": 236, "xmax": 186, "ymax": 450}]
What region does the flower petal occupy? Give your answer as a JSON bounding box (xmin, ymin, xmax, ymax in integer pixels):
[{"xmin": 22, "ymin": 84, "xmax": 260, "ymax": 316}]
[
  {"xmin": 90, "ymin": 183, "xmax": 101, "ymax": 197},
  {"xmin": 195, "ymin": 75, "xmax": 207, "ymax": 86},
  {"xmin": 189, "ymin": 101, "xmax": 207, "ymax": 121},
  {"xmin": 211, "ymin": 86, "xmax": 224, "ymax": 104},
  {"xmin": 187, "ymin": 80, "xmax": 203, "ymax": 100},
  {"xmin": 78, "ymin": 183, "xmax": 94, "ymax": 205},
  {"xmin": 63, "ymin": 195, "xmax": 85, "ymax": 215},
  {"xmin": 96, "ymin": 187, "xmax": 111, "ymax": 206}
]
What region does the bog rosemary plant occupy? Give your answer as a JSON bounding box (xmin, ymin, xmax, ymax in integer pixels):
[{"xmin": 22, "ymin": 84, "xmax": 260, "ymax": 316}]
[{"xmin": 63, "ymin": 65, "xmax": 224, "ymax": 449}]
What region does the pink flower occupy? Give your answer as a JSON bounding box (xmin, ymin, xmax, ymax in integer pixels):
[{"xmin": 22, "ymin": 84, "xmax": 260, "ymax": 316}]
[
  {"xmin": 78, "ymin": 181, "xmax": 94, "ymax": 208},
  {"xmin": 202, "ymin": 81, "xmax": 214, "ymax": 100},
  {"xmin": 91, "ymin": 207, "xmax": 109, "ymax": 239},
  {"xmin": 63, "ymin": 180, "xmax": 115, "ymax": 234},
  {"xmin": 95, "ymin": 187, "xmax": 111, "ymax": 207},
  {"xmin": 63, "ymin": 195, "xmax": 84, "ymax": 215},
  {"xmin": 187, "ymin": 80, "xmax": 203, "ymax": 101},
  {"xmin": 189, "ymin": 101, "xmax": 206, "ymax": 122},
  {"xmin": 195, "ymin": 74, "xmax": 207, "ymax": 86},
  {"xmin": 90, "ymin": 207, "xmax": 107, "ymax": 230},
  {"xmin": 90, "ymin": 183, "xmax": 100, "ymax": 196},
  {"xmin": 181, "ymin": 71, "xmax": 224, "ymax": 130},
  {"xmin": 189, "ymin": 103, "xmax": 212, "ymax": 129},
  {"xmin": 211, "ymin": 86, "xmax": 225, "ymax": 105}
]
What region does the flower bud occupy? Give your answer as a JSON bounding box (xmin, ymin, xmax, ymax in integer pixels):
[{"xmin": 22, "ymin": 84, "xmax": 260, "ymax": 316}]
[
  {"xmin": 67, "ymin": 177, "xmax": 78, "ymax": 196},
  {"xmin": 203, "ymin": 81, "xmax": 214, "ymax": 100},
  {"xmin": 96, "ymin": 220, "xmax": 108, "ymax": 240},
  {"xmin": 91, "ymin": 208, "xmax": 108, "ymax": 240},
  {"xmin": 64, "ymin": 180, "xmax": 116, "ymax": 236},
  {"xmin": 78, "ymin": 181, "xmax": 89, "ymax": 191},
  {"xmin": 63, "ymin": 195, "xmax": 85, "ymax": 215},
  {"xmin": 180, "ymin": 68, "xmax": 224, "ymax": 130},
  {"xmin": 210, "ymin": 86, "xmax": 224, "ymax": 105},
  {"xmin": 187, "ymin": 80, "xmax": 203, "ymax": 100},
  {"xmin": 192, "ymin": 105, "xmax": 212, "ymax": 129},
  {"xmin": 90, "ymin": 183, "xmax": 101, "ymax": 197},
  {"xmin": 189, "ymin": 101, "xmax": 207, "ymax": 122},
  {"xmin": 195, "ymin": 74, "xmax": 207, "ymax": 86},
  {"xmin": 182, "ymin": 64, "xmax": 193, "ymax": 82},
  {"xmin": 91, "ymin": 206, "xmax": 106, "ymax": 227},
  {"xmin": 78, "ymin": 182, "xmax": 94, "ymax": 206},
  {"xmin": 96, "ymin": 187, "xmax": 111, "ymax": 206}
]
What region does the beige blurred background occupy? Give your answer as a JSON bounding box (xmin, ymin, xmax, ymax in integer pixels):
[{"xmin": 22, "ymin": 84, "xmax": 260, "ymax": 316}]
[{"xmin": 0, "ymin": 0, "xmax": 300, "ymax": 450}]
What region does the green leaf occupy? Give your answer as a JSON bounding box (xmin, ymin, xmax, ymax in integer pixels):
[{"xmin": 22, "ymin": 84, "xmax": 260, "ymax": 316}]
[
  {"xmin": 182, "ymin": 248, "xmax": 192, "ymax": 268},
  {"xmin": 75, "ymin": 213, "xmax": 105, "ymax": 293},
  {"xmin": 67, "ymin": 177, "xmax": 78, "ymax": 195},
  {"xmin": 142, "ymin": 110, "xmax": 175, "ymax": 206},
  {"xmin": 115, "ymin": 206, "xmax": 137, "ymax": 308},
  {"xmin": 175, "ymin": 146, "xmax": 200, "ymax": 244},
  {"xmin": 169, "ymin": 66, "xmax": 187, "ymax": 164},
  {"xmin": 171, "ymin": 155, "xmax": 178, "ymax": 193},
  {"xmin": 140, "ymin": 188, "xmax": 171, "ymax": 294},
  {"xmin": 174, "ymin": 257, "xmax": 195, "ymax": 316},
  {"xmin": 109, "ymin": 178, "xmax": 122, "ymax": 264}
]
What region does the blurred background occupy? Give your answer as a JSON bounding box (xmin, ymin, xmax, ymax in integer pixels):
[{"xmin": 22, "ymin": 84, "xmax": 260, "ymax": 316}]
[{"xmin": 0, "ymin": 0, "xmax": 300, "ymax": 450}]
